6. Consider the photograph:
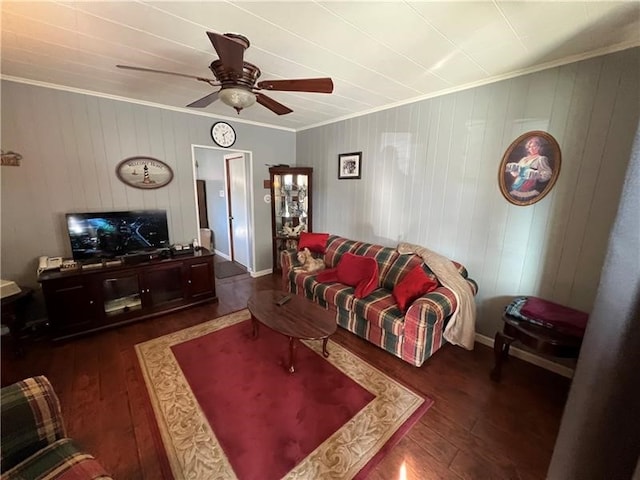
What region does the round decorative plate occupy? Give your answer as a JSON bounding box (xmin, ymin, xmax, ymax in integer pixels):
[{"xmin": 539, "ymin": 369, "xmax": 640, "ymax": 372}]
[{"xmin": 116, "ymin": 157, "xmax": 174, "ymax": 189}]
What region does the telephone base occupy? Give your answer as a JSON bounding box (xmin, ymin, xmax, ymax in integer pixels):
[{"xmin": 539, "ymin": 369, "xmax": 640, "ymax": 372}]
[
  {"xmin": 38, "ymin": 256, "xmax": 63, "ymax": 276},
  {"xmin": 0, "ymin": 279, "xmax": 22, "ymax": 299}
]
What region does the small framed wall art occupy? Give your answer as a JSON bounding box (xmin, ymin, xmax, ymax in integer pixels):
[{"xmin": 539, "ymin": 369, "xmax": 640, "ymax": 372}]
[
  {"xmin": 338, "ymin": 151, "xmax": 362, "ymax": 179},
  {"xmin": 116, "ymin": 156, "xmax": 174, "ymax": 189},
  {"xmin": 498, "ymin": 131, "xmax": 561, "ymax": 206}
]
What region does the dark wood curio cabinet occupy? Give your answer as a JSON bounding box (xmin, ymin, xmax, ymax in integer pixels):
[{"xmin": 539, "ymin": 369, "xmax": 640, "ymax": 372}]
[
  {"xmin": 268, "ymin": 166, "xmax": 313, "ymax": 271},
  {"xmin": 39, "ymin": 250, "xmax": 217, "ymax": 340}
]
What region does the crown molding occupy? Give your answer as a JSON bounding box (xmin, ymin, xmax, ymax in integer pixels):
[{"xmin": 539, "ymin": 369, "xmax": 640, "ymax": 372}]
[
  {"xmin": 0, "ymin": 75, "xmax": 296, "ymax": 133},
  {"xmin": 298, "ymin": 41, "xmax": 640, "ymax": 132},
  {"xmin": 2, "ymin": 40, "xmax": 637, "ymax": 134}
]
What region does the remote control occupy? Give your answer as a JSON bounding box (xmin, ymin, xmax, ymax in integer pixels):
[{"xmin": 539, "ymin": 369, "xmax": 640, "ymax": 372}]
[{"xmin": 276, "ymin": 294, "xmax": 292, "ymax": 306}]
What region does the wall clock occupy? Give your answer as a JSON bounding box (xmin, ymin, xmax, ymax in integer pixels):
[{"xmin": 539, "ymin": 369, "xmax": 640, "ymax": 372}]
[
  {"xmin": 116, "ymin": 156, "xmax": 173, "ymax": 189},
  {"xmin": 211, "ymin": 121, "xmax": 236, "ymax": 148}
]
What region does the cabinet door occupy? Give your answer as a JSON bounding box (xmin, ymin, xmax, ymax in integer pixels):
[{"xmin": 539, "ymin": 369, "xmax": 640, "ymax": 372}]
[
  {"xmin": 185, "ymin": 258, "xmax": 215, "ymax": 300},
  {"xmin": 43, "ymin": 277, "xmax": 100, "ymax": 334},
  {"xmin": 269, "ymin": 167, "xmax": 312, "ymax": 270},
  {"xmin": 101, "ymin": 271, "xmax": 143, "ymax": 322},
  {"xmin": 143, "ymin": 263, "xmax": 186, "ymax": 310}
]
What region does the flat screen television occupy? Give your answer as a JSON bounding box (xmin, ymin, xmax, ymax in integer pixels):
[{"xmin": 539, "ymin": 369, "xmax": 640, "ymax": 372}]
[{"xmin": 66, "ymin": 210, "xmax": 170, "ymax": 260}]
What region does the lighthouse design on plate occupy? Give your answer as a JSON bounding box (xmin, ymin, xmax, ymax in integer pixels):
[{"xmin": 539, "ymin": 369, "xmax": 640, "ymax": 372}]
[
  {"xmin": 142, "ymin": 164, "xmax": 154, "ymax": 185},
  {"xmin": 116, "ymin": 157, "xmax": 173, "ymax": 189}
]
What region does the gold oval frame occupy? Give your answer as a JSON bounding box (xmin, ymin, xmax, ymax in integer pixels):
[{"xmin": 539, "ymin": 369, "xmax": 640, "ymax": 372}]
[
  {"xmin": 116, "ymin": 156, "xmax": 174, "ymax": 189},
  {"xmin": 498, "ymin": 131, "xmax": 561, "ymax": 206}
]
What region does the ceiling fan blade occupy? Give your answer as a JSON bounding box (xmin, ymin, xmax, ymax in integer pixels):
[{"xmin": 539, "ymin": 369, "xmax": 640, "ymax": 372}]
[
  {"xmin": 186, "ymin": 91, "xmax": 220, "ymax": 108},
  {"xmin": 206, "ymin": 32, "xmax": 246, "ymax": 75},
  {"xmin": 116, "ymin": 65, "xmax": 218, "ymax": 85},
  {"xmin": 257, "ymin": 78, "xmax": 334, "ymax": 93},
  {"xmin": 256, "ymin": 93, "xmax": 293, "ymax": 115}
]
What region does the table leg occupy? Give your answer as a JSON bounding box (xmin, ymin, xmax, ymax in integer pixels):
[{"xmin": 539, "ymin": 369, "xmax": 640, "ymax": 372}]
[
  {"xmin": 322, "ymin": 337, "xmax": 330, "ymax": 358},
  {"xmin": 6, "ymin": 321, "xmax": 25, "ymax": 358},
  {"xmin": 252, "ymin": 316, "xmax": 259, "ymax": 338},
  {"xmin": 490, "ymin": 331, "xmax": 514, "ymax": 382},
  {"xmin": 288, "ymin": 336, "xmax": 296, "ymax": 373},
  {"xmin": 1, "ymin": 288, "xmax": 32, "ymax": 358}
]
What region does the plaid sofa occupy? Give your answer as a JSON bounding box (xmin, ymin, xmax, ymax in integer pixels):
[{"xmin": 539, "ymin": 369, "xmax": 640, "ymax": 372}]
[
  {"xmin": 282, "ymin": 235, "xmax": 478, "ymax": 367},
  {"xmin": 1, "ymin": 376, "xmax": 112, "ymax": 480}
]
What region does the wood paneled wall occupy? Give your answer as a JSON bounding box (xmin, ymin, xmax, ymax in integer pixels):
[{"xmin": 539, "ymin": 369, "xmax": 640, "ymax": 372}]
[
  {"xmin": 0, "ymin": 82, "xmax": 295, "ymax": 286},
  {"xmin": 297, "ymin": 47, "xmax": 640, "ymax": 337}
]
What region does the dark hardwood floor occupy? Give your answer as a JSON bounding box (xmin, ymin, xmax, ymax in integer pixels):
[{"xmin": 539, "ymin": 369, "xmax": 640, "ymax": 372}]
[{"xmin": 1, "ymin": 270, "xmax": 570, "ymax": 479}]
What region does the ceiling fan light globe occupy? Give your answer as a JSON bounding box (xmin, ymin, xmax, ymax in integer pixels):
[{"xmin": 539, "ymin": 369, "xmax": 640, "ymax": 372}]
[{"xmin": 219, "ymin": 87, "xmax": 256, "ymax": 111}]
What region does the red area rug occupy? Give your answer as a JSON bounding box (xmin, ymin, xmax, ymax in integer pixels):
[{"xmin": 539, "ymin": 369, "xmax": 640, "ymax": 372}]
[{"xmin": 136, "ymin": 309, "xmax": 432, "ymax": 479}]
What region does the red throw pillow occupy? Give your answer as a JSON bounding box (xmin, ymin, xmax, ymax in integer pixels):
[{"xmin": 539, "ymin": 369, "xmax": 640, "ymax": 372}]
[
  {"xmin": 297, "ymin": 232, "xmax": 329, "ymax": 254},
  {"xmin": 337, "ymin": 253, "xmax": 379, "ymax": 299},
  {"xmin": 392, "ymin": 265, "xmax": 439, "ymax": 313},
  {"xmin": 316, "ymin": 268, "xmax": 338, "ymax": 283}
]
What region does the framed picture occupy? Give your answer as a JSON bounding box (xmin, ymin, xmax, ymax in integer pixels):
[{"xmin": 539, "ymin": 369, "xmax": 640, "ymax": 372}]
[
  {"xmin": 116, "ymin": 156, "xmax": 174, "ymax": 189},
  {"xmin": 498, "ymin": 131, "xmax": 561, "ymax": 206},
  {"xmin": 338, "ymin": 152, "xmax": 362, "ymax": 179}
]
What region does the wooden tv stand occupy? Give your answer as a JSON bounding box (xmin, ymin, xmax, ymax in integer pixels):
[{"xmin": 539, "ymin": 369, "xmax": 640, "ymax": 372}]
[{"xmin": 39, "ymin": 249, "xmax": 217, "ymax": 340}]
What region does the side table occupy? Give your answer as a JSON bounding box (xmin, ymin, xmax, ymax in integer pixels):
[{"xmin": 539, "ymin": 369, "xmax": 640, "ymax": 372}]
[
  {"xmin": 490, "ymin": 297, "xmax": 587, "ymax": 382},
  {"xmin": 1, "ymin": 286, "xmax": 34, "ymax": 357}
]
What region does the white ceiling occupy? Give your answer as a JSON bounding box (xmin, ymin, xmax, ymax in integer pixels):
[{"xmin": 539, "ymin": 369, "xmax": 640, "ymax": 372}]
[{"xmin": 2, "ymin": 1, "xmax": 639, "ymax": 131}]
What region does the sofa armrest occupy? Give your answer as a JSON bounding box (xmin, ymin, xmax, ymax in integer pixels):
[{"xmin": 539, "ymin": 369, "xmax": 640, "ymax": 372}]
[
  {"xmin": 280, "ymin": 249, "xmax": 298, "ymax": 290},
  {"xmin": 1, "ymin": 376, "xmax": 67, "ymax": 473},
  {"xmin": 404, "ymin": 286, "xmax": 458, "ymax": 329},
  {"xmin": 280, "ymin": 249, "xmax": 298, "ymax": 272},
  {"xmin": 466, "ymin": 278, "xmax": 478, "ymax": 295}
]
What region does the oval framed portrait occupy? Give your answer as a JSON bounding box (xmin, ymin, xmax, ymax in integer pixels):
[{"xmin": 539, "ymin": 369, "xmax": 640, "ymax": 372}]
[
  {"xmin": 116, "ymin": 157, "xmax": 174, "ymax": 189},
  {"xmin": 498, "ymin": 131, "xmax": 561, "ymax": 206}
]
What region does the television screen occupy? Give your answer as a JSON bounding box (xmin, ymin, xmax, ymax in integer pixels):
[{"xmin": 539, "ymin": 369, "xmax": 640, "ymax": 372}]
[{"xmin": 66, "ymin": 210, "xmax": 170, "ymax": 260}]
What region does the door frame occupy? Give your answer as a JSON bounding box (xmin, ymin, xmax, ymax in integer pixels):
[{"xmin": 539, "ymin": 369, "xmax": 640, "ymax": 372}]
[{"xmin": 191, "ymin": 144, "xmax": 256, "ymax": 273}]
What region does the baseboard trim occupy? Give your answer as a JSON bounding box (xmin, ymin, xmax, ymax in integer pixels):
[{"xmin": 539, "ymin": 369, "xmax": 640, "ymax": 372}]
[
  {"xmin": 475, "ymin": 333, "xmax": 575, "ymax": 379},
  {"xmin": 214, "ymin": 250, "xmax": 231, "ymax": 261},
  {"xmin": 251, "ymin": 268, "xmax": 273, "ymax": 278}
]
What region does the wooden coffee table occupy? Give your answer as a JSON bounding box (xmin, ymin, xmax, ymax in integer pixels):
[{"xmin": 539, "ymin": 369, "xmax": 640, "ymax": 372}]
[{"xmin": 247, "ymin": 289, "xmax": 337, "ymax": 373}]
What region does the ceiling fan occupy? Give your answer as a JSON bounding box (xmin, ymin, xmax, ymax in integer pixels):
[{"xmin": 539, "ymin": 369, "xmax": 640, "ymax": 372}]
[{"xmin": 117, "ymin": 32, "xmax": 334, "ymax": 116}]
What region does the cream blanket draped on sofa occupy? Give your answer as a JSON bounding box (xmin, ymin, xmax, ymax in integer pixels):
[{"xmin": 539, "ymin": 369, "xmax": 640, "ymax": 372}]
[{"xmin": 397, "ymin": 242, "xmax": 477, "ymax": 350}]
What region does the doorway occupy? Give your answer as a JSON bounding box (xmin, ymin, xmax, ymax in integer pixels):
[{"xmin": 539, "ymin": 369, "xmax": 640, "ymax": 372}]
[{"xmin": 192, "ymin": 145, "xmax": 255, "ymax": 272}]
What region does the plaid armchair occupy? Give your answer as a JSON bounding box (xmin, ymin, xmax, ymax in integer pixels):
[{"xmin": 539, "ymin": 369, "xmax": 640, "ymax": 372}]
[{"xmin": 1, "ymin": 376, "xmax": 111, "ymax": 480}]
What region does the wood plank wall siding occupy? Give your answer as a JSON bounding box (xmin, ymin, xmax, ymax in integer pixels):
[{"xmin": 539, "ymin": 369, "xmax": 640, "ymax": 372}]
[
  {"xmin": 1, "ymin": 271, "xmax": 570, "ymax": 480},
  {"xmin": 0, "ymin": 85, "xmax": 295, "ymax": 284},
  {"xmin": 297, "ymin": 47, "xmax": 639, "ymax": 338},
  {"xmin": 1, "ymin": 47, "xmax": 639, "ymax": 343}
]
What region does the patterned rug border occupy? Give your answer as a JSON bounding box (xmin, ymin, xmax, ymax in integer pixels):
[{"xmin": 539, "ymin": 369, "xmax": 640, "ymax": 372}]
[{"xmin": 135, "ymin": 309, "xmax": 430, "ymax": 480}]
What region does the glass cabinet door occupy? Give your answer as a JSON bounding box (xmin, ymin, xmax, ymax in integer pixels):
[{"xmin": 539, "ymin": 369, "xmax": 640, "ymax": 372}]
[
  {"xmin": 269, "ymin": 167, "xmax": 313, "ymax": 270},
  {"xmin": 143, "ymin": 263, "xmax": 185, "ymax": 308},
  {"xmin": 272, "ymin": 172, "xmax": 310, "ymax": 237},
  {"xmin": 102, "ymin": 273, "xmax": 142, "ymax": 318}
]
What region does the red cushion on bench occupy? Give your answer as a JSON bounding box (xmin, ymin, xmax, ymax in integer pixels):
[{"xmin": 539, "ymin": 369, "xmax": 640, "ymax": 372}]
[{"xmin": 521, "ymin": 297, "xmax": 588, "ymax": 337}]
